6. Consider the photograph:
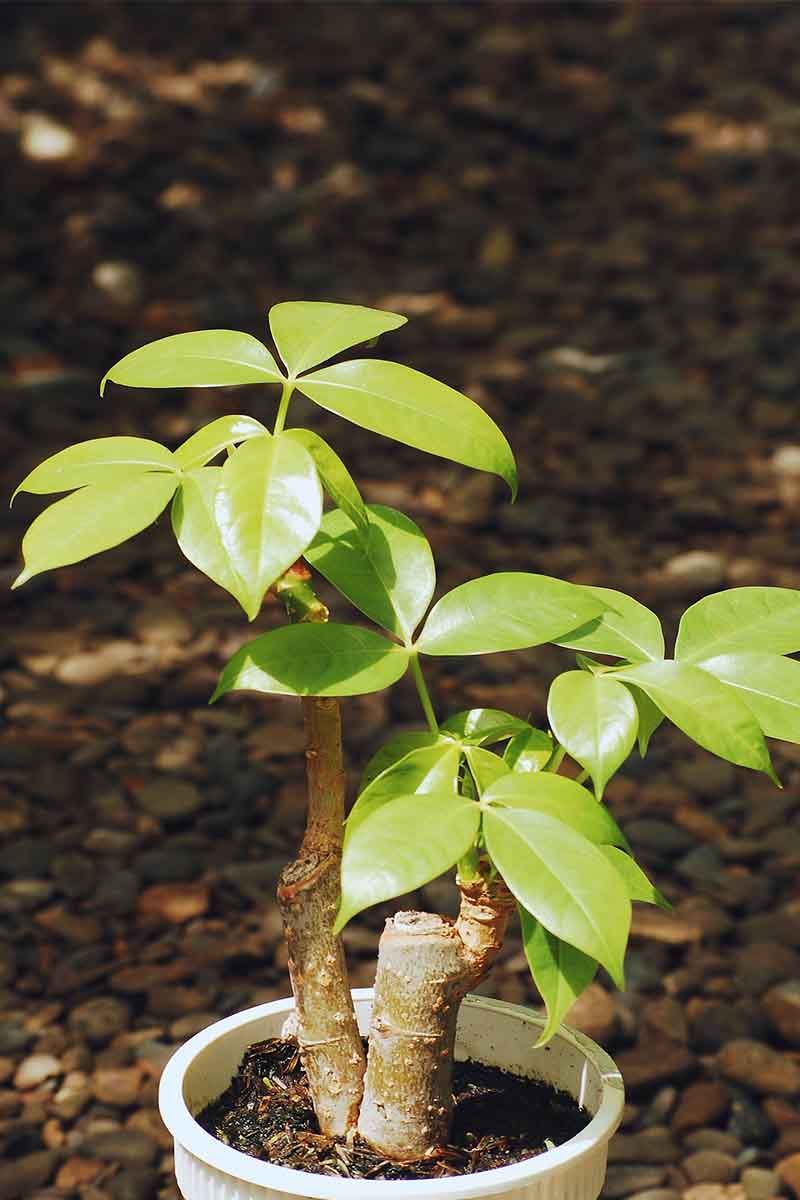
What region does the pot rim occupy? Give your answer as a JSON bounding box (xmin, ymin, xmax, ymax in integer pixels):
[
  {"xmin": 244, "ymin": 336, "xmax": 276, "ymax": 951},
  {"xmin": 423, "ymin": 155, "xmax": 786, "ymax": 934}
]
[{"xmin": 159, "ymin": 988, "xmax": 624, "ymax": 1199}]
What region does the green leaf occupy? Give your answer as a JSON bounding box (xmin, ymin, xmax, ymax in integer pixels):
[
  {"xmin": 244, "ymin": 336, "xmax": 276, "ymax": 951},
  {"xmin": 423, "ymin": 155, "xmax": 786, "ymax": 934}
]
[
  {"xmin": 13, "ymin": 437, "xmax": 177, "ymax": 501},
  {"xmin": 483, "ymin": 773, "xmax": 629, "ymax": 849},
  {"xmin": 696, "ymin": 652, "xmax": 800, "ymax": 743},
  {"xmin": 12, "ymin": 474, "xmax": 178, "ymax": 588},
  {"xmin": 439, "ymin": 709, "xmax": 530, "ymax": 746},
  {"xmin": 101, "ymin": 330, "xmax": 283, "ymax": 394},
  {"xmin": 283, "ymin": 429, "xmax": 369, "ymax": 540},
  {"xmin": 212, "ymin": 623, "xmax": 410, "ymax": 700},
  {"xmin": 360, "ymin": 731, "xmax": 443, "ymax": 792},
  {"xmin": 269, "ymin": 301, "xmax": 407, "ymax": 376},
  {"xmin": 600, "ymin": 845, "xmax": 670, "ymax": 910},
  {"xmin": 348, "ymin": 743, "xmax": 462, "ymax": 841},
  {"xmin": 547, "ymin": 671, "xmax": 638, "ymax": 800},
  {"xmin": 557, "ymin": 586, "xmax": 665, "ymax": 662},
  {"xmin": 504, "ymin": 727, "xmax": 555, "ymax": 773},
  {"xmin": 298, "ymin": 359, "xmax": 517, "ymax": 496},
  {"xmin": 416, "ymin": 573, "xmax": 608, "ymax": 656},
  {"xmin": 214, "ymin": 433, "xmax": 322, "ymax": 621},
  {"xmin": 483, "ymin": 806, "xmax": 630, "ymax": 986},
  {"xmin": 305, "ymin": 504, "xmax": 435, "ymax": 642},
  {"xmin": 613, "ymin": 661, "xmax": 777, "ymax": 780},
  {"xmin": 171, "ymin": 469, "xmax": 248, "ymax": 613},
  {"xmin": 519, "ymin": 907, "xmax": 598, "ymax": 1046},
  {"xmin": 675, "ymin": 587, "xmax": 800, "ymax": 662},
  {"xmin": 335, "ymin": 791, "xmax": 480, "ymax": 932},
  {"xmin": 174, "ymin": 415, "xmax": 268, "ymax": 470},
  {"xmin": 625, "ymin": 683, "xmax": 664, "ymax": 756},
  {"xmin": 465, "ymin": 746, "xmax": 510, "ymax": 793}
]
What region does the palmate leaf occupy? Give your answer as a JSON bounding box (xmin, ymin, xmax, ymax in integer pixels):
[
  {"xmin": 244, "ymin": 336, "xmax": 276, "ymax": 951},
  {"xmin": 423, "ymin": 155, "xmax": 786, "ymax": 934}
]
[
  {"xmin": 335, "ymin": 791, "xmax": 479, "ymax": 932},
  {"xmin": 519, "ymin": 906, "xmax": 598, "ymax": 1046},
  {"xmin": 100, "ymin": 330, "xmax": 283, "ymax": 394},
  {"xmin": 13, "ymin": 474, "xmax": 178, "ymax": 588},
  {"xmin": 483, "ymin": 805, "xmax": 630, "ymax": 986},
  {"xmin": 675, "ymin": 587, "xmax": 800, "ymax": 661},
  {"xmin": 613, "ymin": 660, "xmax": 778, "ymax": 781},
  {"xmin": 416, "ymin": 573, "xmax": 609, "ymax": 657},
  {"xmin": 504, "ymin": 727, "xmax": 555, "ymax": 773},
  {"xmin": 696, "ymin": 652, "xmax": 800, "ymax": 743},
  {"xmin": 174, "ymin": 415, "xmax": 268, "ymax": 470},
  {"xmin": 600, "ymin": 845, "xmax": 670, "ymax": 910},
  {"xmin": 556, "ymin": 586, "xmax": 665, "ymax": 662},
  {"xmin": 305, "ymin": 504, "xmax": 435, "ymax": 642},
  {"xmin": 212, "ymin": 623, "xmax": 410, "ymax": 700},
  {"xmin": 269, "ymin": 301, "xmax": 407, "ymax": 376},
  {"xmin": 483, "ymin": 773, "xmax": 629, "ymax": 850},
  {"xmin": 214, "ymin": 433, "xmax": 322, "ymax": 621},
  {"xmin": 297, "ymin": 359, "xmax": 517, "ymax": 496},
  {"xmin": 171, "ymin": 469, "xmax": 248, "ymax": 613},
  {"xmin": 547, "ymin": 671, "xmax": 638, "ymax": 800},
  {"xmin": 360, "ymin": 731, "xmax": 444, "ymax": 791},
  {"xmin": 464, "ymin": 746, "xmax": 510, "ymax": 792},
  {"xmin": 347, "ymin": 743, "xmax": 462, "ymax": 842},
  {"xmin": 439, "ymin": 709, "xmax": 530, "ymax": 746},
  {"xmin": 283, "ymin": 429, "xmax": 369, "ymax": 540},
  {"xmin": 13, "ymin": 437, "xmax": 177, "ymax": 500}
]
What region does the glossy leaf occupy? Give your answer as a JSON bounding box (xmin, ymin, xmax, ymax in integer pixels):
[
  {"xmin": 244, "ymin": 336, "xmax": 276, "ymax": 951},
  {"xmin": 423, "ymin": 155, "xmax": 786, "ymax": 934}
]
[
  {"xmin": 464, "ymin": 746, "xmax": 509, "ymax": 793},
  {"xmin": 600, "ymin": 845, "xmax": 670, "ymax": 910},
  {"xmin": 483, "ymin": 773, "xmax": 629, "ymax": 849},
  {"xmin": 504, "ymin": 727, "xmax": 554, "ymax": 773},
  {"xmin": 269, "ymin": 301, "xmax": 406, "ymax": 376},
  {"xmin": 348, "ymin": 743, "xmax": 462, "ymax": 841},
  {"xmin": 626, "ymin": 683, "xmax": 664, "ymax": 757},
  {"xmin": 12, "ymin": 474, "xmax": 178, "ymax": 588},
  {"xmin": 697, "ymin": 652, "xmax": 800, "ymax": 743},
  {"xmin": 557, "ymin": 586, "xmax": 665, "ymax": 662},
  {"xmin": 360, "ymin": 731, "xmax": 443, "ymax": 792},
  {"xmin": 613, "ymin": 661, "xmax": 777, "ymax": 780},
  {"xmin": 211, "ymin": 623, "xmax": 410, "ymax": 700},
  {"xmin": 174, "ymin": 415, "xmax": 268, "ymax": 470},
  {"xmin": 13, "ymin": 437, "xmax": 176, "ymax": 500},
  {"xmin": 416, "ymin": 573, "xmax": 608, "ymax": 657},
  {"xmin": 305, "ymin": 504, "xmax": 435, "ymax": 641},
  {"xmin": 675, "ymin": 587, "xmax": 800, "ymax": 662},
  {"xmin": 283, "ymin": 428, "xmax": 369, "ymax": 539},
  {"xmin": 483, "ymin": 805, "xmax": 630, "ymax": 986},
  {"xmin": 547, "ymin": 671, "xmax": 638, "ymax": 800},
  {"xmin": 101, "ymin": 330, "xmax": 283, "ymax": 394},
  {"xmin": 214, "ymin": 434, "xmax": 322, "ymax": 621},
  {"xmin": 298, "ymin": 359, "xmax": 517, "ymax": 496},
  {"xmin": 171, "ymin": 469, "xmax": 248, "ymax": 612},
  {"xmin": 440, "ymin": 709, "xmax": 529, "ymax": 746},
  {"xmin": 519, "ymin": 907, "xmax": 598, "ymax": 1046},
  {"xmin": 335, "ymin": 792, "xmax": 480, "ymax": 932}
]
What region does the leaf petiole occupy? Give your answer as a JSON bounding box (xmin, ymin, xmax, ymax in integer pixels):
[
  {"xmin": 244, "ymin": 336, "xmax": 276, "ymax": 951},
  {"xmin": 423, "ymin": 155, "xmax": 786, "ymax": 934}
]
[
  {"xmin": 410, "ymin": 652, "xmax": 438, "ymax": 733},
  {"xmin": 273, "ymin": 380, "xmax": 296, "ymax": 435}
]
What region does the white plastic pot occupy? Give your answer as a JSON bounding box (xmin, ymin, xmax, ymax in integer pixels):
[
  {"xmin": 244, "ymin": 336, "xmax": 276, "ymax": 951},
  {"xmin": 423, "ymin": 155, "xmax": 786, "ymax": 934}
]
[{"xmin": 159, "ymin": 988, "xmax": 624, "ymax": 1200}]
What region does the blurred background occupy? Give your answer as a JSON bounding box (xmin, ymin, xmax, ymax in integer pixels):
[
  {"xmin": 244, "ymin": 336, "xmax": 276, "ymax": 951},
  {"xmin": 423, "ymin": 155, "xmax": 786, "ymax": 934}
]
[{"xmin": 3, "ymin": 3, "xmax": 800, "ymax": 1199}]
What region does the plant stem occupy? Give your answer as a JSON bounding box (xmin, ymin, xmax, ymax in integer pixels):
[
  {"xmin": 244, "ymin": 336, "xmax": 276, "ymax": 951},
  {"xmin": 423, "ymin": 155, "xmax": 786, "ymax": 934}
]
[
  {"xmin": 547, "ymin": 744, "xmax": 566, "ymax": 773},
  {"xmin": 410, "ymin": 652, "xmax": 438, "ymax": 733},
  {"xmin": 273, "ymin": 561, "xmax": 366, "ymax": 1136},
  {"xmin": 273, "ymin": 379, "xmax": 295, "ymax": 435}
]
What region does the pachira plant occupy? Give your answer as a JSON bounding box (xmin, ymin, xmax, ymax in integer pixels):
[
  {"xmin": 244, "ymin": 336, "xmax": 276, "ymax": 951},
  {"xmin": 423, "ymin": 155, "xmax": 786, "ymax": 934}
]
[{"xmin": 11, "ymin": 301, "xmax": 800, "ymax": 1161}]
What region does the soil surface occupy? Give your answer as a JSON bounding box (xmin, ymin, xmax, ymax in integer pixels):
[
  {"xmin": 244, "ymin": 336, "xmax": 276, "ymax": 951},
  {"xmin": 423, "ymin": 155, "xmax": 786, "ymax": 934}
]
[
  {"xmin": 3, "ymin": 4, "xmax": 800, "ymax": 1200},
  {"xmin": 198, "ymin": 1036, "xmax": 589, "ymax": 1180}
]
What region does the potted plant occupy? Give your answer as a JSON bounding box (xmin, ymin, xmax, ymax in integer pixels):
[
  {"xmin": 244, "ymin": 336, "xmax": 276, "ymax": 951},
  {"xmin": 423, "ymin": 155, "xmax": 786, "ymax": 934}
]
[{"xmin": 10, "ymin": 302, "xmax": 799, "ymax": 1200}]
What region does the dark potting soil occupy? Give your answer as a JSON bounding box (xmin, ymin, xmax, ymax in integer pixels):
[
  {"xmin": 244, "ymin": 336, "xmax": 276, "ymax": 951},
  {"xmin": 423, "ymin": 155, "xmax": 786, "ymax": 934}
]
[{"xmin": 197, "ymin": 1037, "xmax": 590, "ymax": 1181}]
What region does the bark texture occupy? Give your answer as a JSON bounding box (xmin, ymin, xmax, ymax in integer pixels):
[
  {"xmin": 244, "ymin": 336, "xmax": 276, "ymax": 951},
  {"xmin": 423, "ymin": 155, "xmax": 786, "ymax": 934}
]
[{"xmin": 358, "ymin": 870, "xmax": 515, "ymax": 1159}]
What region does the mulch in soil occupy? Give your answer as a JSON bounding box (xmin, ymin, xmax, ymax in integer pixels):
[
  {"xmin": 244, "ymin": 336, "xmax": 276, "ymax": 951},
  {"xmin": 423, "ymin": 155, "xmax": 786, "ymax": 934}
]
[{"xmin": 198, "ymin": 1036, "xmax": 589, "ymax": 1181}]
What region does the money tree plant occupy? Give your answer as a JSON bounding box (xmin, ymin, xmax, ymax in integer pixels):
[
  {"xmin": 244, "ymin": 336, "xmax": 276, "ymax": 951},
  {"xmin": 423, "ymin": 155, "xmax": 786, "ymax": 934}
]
[{"xmin": 11, "ymin": 301, "xmax": 800, "ymax": 1161}]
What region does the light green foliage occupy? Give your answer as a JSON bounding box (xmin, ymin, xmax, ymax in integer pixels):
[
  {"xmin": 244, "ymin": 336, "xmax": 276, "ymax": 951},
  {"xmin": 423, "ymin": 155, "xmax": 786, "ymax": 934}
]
[
  {"xmin": 675, "ymin": 587, "xmax": 800, "ymax": 661},
  {"xmin": 347, "ymin": 743, "xmax": 461, "ymax": 841},
  {"xmin": 360, "ymin": 731, "xmax": 443, "ymax": 792},
  {"xmin": 557, "ymin": 586, "xmax": 665, "ymax": 662},
  {"xmin": 269, "ymin": 301, "xmax": 406, "ymax": 376},
  {"xmin": 626, "ymin": 684, "xmax": 665, "ymax": 756},
  {"xmin": 696, "ymin": 652, "xmax": 800, "ymax": 743},
  {"xmin": 335, "ymin": 792, "xmax": 480, "ymax": 932},
  {"xmin": 171, "ymin": 469, "xmax": 249, "ymax": 613},
  {"xmin": 504, "ymin": 727, "xmax": 555, "ymax": 772},
  {"xmin": 174, "ymin": 415, "xmax": 268, "ymax": 470},
  {"xmin": 13, "ymin": 436, "xmax": 178, "ymax": 500},
  {"xmin": 464, "ymin": 745, "xmax": 509, "ymax": 792},
  {"xmin": 547, "ymin": 671, "xmax": 638, "ymax": 799},
  {"xmin": 297, "ymin": 359, "xmax": 517, "ymax": 495},
  {"xmin": 13, "ymin": 474, "xmax": 178, "ymax": 588},
  {"xmin": 520, "ymin": 909, "xmax": 598, "ymax": 1046},
  {"xmin": 305, "ymin": 505, "xmax": 435, "ymax": 641},
  {"xmin": 283, "ymin": 429, "xmax": 369, "ymax": 539},
  {"xmin": 600, "ymin": 845, "xmax": 670, "ymax": 909},
  {"xmin": 439, "ymin": 709, "xmax": 530, "ymax": 745},
  {"xmin": 482, "ymin": 773, "xmax": 629, "ymax": 850},
  {"xmin": 214, "ymin": 434, "xmax": 322, "ymax": 620},
  {"xmin": 211, "ymin": 623, "xmax": 410, "ymax": 699},
  {"xmin": 416, "ymin": 573, "xmax": 609, "ymax": 656},
  {"xmin": 101, "ymin": 330, "xmax": 283, "ymax": 393}
]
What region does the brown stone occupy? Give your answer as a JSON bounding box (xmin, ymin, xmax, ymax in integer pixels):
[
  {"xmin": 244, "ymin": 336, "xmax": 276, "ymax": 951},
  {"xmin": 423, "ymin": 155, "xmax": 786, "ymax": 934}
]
[
  {"xmin": 91, "ymin": 1065, "xmax": 142, "ymax": 1106},
  {"xmin": 564, "ymin": 983, "xmax": 616, "ymax": 1044},
  {"xmin": 777, "ymin": 1153, "xmax": 800, "ymax": 1199},
  {"xmin": 672, "ymin": 1081, "xmax": 731, "ymax": 1134},
  {"xmin": 643, "ymin": 997, "xmax": 689, "ymax": 1043},
  {"xmin": 615, "ymin": 1037, "xmax": 696, "ymax": 1091},
  {"xmin": 631, "ymin": 908, "xmax": 704, "ymax": 944},
  {"xmin": 137, "ymin": 882, "xmax": 209, "ymax": 924},
  {"xmin": 717, "ymin": 1039, "xmax": 800, "ymax": 1096},
  {"xmin": 55, "ymin": 1157, "xmax": 104, "ymax": 1189},
  {"xmin": 763, "ymin": 981, "xmax": 800, "ymax": 1045}
]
